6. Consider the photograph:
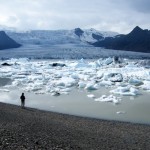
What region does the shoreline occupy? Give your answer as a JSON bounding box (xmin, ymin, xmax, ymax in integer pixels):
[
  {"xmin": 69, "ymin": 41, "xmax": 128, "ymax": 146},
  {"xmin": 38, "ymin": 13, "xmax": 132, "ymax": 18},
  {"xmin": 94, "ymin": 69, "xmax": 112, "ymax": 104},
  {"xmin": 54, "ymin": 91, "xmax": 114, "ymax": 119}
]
[{"xmin": 0, "ymin": 102, "xmax": 150, "ymax": 149}]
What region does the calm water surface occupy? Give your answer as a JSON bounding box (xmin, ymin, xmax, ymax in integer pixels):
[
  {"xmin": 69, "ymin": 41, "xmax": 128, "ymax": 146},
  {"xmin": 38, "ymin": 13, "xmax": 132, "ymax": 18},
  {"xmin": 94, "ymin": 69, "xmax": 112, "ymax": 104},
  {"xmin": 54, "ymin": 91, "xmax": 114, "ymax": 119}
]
[{"xmin": 0, "ymin": 79, "xmax": 150, "ymax": 125}]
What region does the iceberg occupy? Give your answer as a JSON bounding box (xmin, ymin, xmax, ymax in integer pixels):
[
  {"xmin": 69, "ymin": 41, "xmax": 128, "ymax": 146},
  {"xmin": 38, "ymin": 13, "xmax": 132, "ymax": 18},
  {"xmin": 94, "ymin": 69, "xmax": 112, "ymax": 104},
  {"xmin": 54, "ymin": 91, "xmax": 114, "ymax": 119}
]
[
  {"xmin": 95, "ymin": 95, "xmax": 121, "ymax": 104},
  {"xmin": 110, "ymin": 86, "xmax": 140, "ymax": 96},
  {"xmin": 87, "ymin": 94, "xmax": 95, "ymax": 98}
]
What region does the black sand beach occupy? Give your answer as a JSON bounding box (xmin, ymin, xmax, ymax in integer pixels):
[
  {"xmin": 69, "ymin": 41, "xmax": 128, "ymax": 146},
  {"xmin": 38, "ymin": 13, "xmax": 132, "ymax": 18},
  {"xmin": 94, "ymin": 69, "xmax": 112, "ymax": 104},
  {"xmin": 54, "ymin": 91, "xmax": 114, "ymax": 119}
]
[{"xmin": 0, "ymin": 102, "xmax": 150, "ymax": 150}]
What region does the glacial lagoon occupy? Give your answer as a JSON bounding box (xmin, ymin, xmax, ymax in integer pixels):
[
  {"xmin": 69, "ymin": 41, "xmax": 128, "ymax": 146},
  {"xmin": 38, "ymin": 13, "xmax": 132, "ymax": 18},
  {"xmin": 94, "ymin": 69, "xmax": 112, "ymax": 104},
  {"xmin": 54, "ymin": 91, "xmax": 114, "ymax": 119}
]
[{"xmin": 0, "ymin": 57, "xmax": 150, "ymax": 124}]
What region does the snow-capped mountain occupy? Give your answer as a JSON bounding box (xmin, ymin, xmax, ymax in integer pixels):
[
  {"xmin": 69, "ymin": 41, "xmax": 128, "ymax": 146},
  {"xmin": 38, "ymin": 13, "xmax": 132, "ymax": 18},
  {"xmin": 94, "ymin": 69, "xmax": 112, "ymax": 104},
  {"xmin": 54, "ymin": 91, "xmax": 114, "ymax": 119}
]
[
  {"xmin": 75, "ymin": 28, "xmax": 118, "ymax": 43},
  {"xmin": 6, "ymin": 28, "xmax": 118, "ymax": 46}
]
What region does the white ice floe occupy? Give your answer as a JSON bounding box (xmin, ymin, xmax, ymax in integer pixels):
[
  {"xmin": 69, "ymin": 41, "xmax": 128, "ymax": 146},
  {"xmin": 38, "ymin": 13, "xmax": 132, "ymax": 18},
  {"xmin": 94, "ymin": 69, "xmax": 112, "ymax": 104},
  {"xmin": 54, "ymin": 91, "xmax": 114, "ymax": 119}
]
[
  {"xmin": 103, "ymin": 73, "xmax": 123, "ymax": 82},
  {"xmin": 85, "ymin": 83, "xmax": 98, "ymax": 91},
  {"xmin": 0, "ymin": 89, "xmax": 10, "ymax": 92},
  {"xmin": 99, "ymin": 80, "xmax": 114, "ymax": 86},
  {"xmin": 78, "ymin": 81, "xmax": 86, "ymax": 89},
  {"xmin": 87, "ymin": 94, "xmax": 95, "ymax": 98},
  {"xmin": 103, "ymin": 57, "xmax": 113, "ymax": 65},
  {"xmin": 95, "ymin": 95, "xmax": 121, "ymax": 104},
  {"xmin": 51, "ymin": 92, "xmax": 61, "ymax": 96},
  {"xmin": 74, "ymin": 58, "xmax": 90, "ymax": 68},
  {"xmin": 52, "ymin": 77, "xmax": 77, "ymax": 88},
  {"xmin": 110, "ymin": 86, "xmax": 140, "ymax": 96},
  {"xmin": 116, "ymin": 111, "xmax": 126, "ymax": 114},
  {"xmin": 128, "ymin": 78, "xmax": 143, "ymax": 86},
  {"xmin": 140, "ymin": 81, "xmax": 150, "ymax": 90}
]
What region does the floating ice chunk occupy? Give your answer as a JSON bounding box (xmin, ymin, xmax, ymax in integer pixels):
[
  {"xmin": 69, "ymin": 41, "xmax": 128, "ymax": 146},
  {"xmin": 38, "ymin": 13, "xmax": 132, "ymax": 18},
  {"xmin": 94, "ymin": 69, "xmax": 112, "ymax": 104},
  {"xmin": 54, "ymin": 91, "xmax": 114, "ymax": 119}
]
[
  {"xmin": 140, "ymin": 81, "xmax": 150, "ymax": 90},
  {"xmin": 125, "ymin": 63, "xmax": 138, "ymax": 68},
  {"xmin": 7, "ymin": 58, "xmax": 29, "ymax": 64},
  {"xmin": 138, "ymin": 60, "xmax": 150, "ymax": 67},
  {"xmin": 103, "ymin": 57, "xmax": 113, "ymax": 65},
  {"xmin": 74, "ymin": 58, "xmax": 90, "ymax": 68},
  {"xmin": 96, "ymin": 59, "xmax": 103, "ymax": 66},
  {"xmin": 27, "ymin": 75, "xmax": 39, "ymax": 81},
  {"xmin": 104, "ymin": 73, "xmax": 123, "ymax": 82},
  {"xmin": 17, "ymin": 58, "xmax": 30, "ymax": 63},
  {"xmin": 0, "ymin": 72, "xmax": 13, "ymax": 78},
  {"xmin": 53, "ymin": 77, "xmax": 76, "ymax": 87},
  {"xmin": 129, "ymin": 78, "xmax": 143, "ymax": 86},
  {"xmin": 51, "ymin": 92, "xmax": 60, "ymax": 96},
  {"xmin": 78, "ymin": 82, "xmax": 86, "ymax": 89},
  {"xmin": 12, "ymin": 80, "xmax": 21, "ymax": 86},
  {"xmin": 95, "ymin": 95, "xmax": 121, "ymax": 104},
  {"xmin": 89, "ymin": 61, "xmax": 100, "ymax": 68},
  {"xmin": 111, "ymin": 86, "xmax": 130, "ymax": 93},
  {"xmin": 60, "ymin": 88, "xmax": 71, "ymax": 92},
  {"xmin": 12, "ymin": 74, "xmax": 27, "ymax": 79},
  {"xmin": 35, "ymin": 91, "xmax": 45, "ymax": 94},
  {"xmin": 130, "ymin": 87, "xmax": 139, "ymax": 95},
  {"xmin": 96, "ymin": 71, "xmax": 103, "ymax": 79},
  {"xmin": 0, "ymin": 89, "xmax": 10, "ymax": 92},
  {"xmin": 110, "ymin": 86, "xmax": 140, "ymax": 96},
  {"xmin": 87, "ymin": 94, "xmax": 95, "ymax": 98},
  {"xmin": 116, "ymin": 111, "xmax": 126, "ymax": 114},
  {"xmin": 71, "ymin": 74, "xmax": 79, "ymax": 79},
  {"xmin": 54, "ymin": 73, "xmax": 63, "ymax": 79},
  {"xmin": 99, "ymin": 80, "xmax": 114, "ymax": 86},
  {"xmin": 32, "ymin": 87, "xmax": 43, "ymax": 92},
  {"xmin": 85, "ymin": 83, "xmax": 98, "ymax": 91},
  {"xmin": 55, "ymin": 82, "xmax": 65, "ymax": 87},
  {"xmin": 24, "ymin": 82, "xmax": 43, "ymax": 92}
]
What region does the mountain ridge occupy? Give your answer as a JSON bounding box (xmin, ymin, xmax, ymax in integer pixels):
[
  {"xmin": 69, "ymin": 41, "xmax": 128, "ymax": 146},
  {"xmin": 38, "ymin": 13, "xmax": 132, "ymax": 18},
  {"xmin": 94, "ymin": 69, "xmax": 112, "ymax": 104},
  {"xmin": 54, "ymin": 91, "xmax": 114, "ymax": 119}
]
[
  {"xmin": 0, "ymin": 31, "xmax": 21, "ymax": 50},
  {"xmin": 93, "ymin": 26, "xmax": 150, "ymax": 53}
]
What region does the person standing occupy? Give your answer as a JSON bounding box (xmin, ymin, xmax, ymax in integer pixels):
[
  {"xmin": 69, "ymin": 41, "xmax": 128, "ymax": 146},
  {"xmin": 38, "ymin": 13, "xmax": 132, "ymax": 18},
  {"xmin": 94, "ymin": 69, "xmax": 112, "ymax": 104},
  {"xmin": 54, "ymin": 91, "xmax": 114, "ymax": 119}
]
[{"xmin": 20, "ymin": 93, "xmax": 25, "ymax": 108}]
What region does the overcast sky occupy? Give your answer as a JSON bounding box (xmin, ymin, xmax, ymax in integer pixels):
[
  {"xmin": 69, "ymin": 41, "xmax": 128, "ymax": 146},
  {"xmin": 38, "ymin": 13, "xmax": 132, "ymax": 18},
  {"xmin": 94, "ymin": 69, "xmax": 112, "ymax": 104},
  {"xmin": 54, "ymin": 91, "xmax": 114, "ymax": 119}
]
[{"xmin": 0, "ymin": 0, "xmax": 150, "ymax": 33}]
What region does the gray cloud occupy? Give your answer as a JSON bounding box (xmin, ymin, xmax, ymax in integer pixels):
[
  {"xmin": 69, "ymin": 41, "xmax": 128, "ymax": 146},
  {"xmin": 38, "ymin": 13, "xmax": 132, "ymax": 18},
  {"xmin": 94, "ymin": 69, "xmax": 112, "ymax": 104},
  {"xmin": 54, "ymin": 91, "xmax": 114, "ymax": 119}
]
[
  {"xmin": 0, "ymin": 0, "xmax": 150, "ymax": 33},
  {"xmin": 128, "ymin": 0, "xmax": 150, "ymax": 13}
]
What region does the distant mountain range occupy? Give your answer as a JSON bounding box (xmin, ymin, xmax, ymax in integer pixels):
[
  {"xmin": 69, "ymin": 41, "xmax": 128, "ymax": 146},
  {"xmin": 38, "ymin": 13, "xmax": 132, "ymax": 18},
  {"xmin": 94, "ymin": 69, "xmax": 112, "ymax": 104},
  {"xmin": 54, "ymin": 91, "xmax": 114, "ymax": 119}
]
[
  {"xmin": 0, "ymin": 26, "xmax": 150, "ymax": 53},
  {"xmin": 0, "ymin": 31, "xmax": 21, "ymax": 50},
  {"xmin": 93, "ymin": 26, "xmax": 150, "ymax": 53}
]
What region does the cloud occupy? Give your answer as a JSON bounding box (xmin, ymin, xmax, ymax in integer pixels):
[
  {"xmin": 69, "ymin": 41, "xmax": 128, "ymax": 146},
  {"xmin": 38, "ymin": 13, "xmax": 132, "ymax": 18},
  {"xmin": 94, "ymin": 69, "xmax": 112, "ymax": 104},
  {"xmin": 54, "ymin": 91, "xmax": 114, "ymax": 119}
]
[
  {"xmin": 128, "ymin": 0, "xmax": 150, "ymax": 13},
  {"xmin": 0, "ymin": 0, "xmax": 150, "ymax": 33}
]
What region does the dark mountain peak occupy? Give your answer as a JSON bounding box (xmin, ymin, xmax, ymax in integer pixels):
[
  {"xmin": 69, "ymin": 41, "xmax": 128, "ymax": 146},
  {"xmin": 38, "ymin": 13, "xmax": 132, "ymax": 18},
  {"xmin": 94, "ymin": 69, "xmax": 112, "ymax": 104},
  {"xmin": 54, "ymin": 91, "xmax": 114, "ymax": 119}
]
[
  {"xmin": 134, "ymin": 26, "xmax": 142, "ymax": 31},
  {"xmin": 74, "ymin": 28, "xmax": 84, "ymax": 37},
  {"xmin": 0, "ymin": 30, "xmax": 21, "ymax": 50},
  {"xmin": 127, "ymin": 26, "xmax": 150, "ymax": 38},
  {"xmin": 130, "ymin": 26, "xmax": 143, "ymax": 35},
  {"xmin": 93, "ymin": 26, "xmax": 150, "ymax": 53},
  {"xmin": 0, "ymin": 31, "xmax": 6, "ymax": 35}
]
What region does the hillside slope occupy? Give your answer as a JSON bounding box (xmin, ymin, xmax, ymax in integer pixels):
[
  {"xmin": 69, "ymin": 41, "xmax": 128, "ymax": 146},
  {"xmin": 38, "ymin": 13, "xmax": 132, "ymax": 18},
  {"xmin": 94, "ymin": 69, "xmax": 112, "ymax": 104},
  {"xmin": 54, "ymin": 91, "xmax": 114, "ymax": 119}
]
[
  {"xmin": 0, "ymin": 31, "xmax": 21, "ymax": 50},
  {"xmin": 93, "ymin": 26, "xmax": 150, "ymax": 53}
]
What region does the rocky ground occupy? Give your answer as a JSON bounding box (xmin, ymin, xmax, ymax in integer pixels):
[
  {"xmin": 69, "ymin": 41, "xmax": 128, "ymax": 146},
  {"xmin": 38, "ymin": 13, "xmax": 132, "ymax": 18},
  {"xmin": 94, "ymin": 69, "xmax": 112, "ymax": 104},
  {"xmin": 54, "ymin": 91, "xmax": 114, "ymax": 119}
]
[{"xmin": 0, "ymin": 102, "xmax": 150, "ymax": 150}]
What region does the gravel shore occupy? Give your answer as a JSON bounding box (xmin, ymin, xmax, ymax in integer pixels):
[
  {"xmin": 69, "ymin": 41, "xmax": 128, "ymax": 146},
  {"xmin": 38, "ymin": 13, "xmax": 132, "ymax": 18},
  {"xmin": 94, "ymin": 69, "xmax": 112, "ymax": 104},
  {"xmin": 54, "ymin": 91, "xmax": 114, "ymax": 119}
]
[{"xmin": 0, "ymin": 102, "xmax": 150, "ymax": 150}]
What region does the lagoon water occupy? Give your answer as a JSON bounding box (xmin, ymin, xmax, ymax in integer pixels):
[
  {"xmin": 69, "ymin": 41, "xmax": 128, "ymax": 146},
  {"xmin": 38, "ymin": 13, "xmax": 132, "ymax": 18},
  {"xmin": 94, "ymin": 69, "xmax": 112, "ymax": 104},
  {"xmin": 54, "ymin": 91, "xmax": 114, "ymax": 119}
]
[{"xmin": 0, "ymin": 79, "xmax": 150, "ymax": 125}]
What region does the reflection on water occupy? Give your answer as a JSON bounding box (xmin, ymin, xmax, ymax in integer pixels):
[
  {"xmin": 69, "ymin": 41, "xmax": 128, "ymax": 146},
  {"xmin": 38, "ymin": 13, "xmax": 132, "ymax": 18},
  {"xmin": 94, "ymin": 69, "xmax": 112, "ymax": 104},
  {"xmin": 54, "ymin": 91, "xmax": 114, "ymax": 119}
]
[
  {"xmin": 0, "ymin": 86, "xmax": 150, "ymax": 125},
  {"xmin": 0, "ymin": 78, "xmax": 12, "ymax": 86}
]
